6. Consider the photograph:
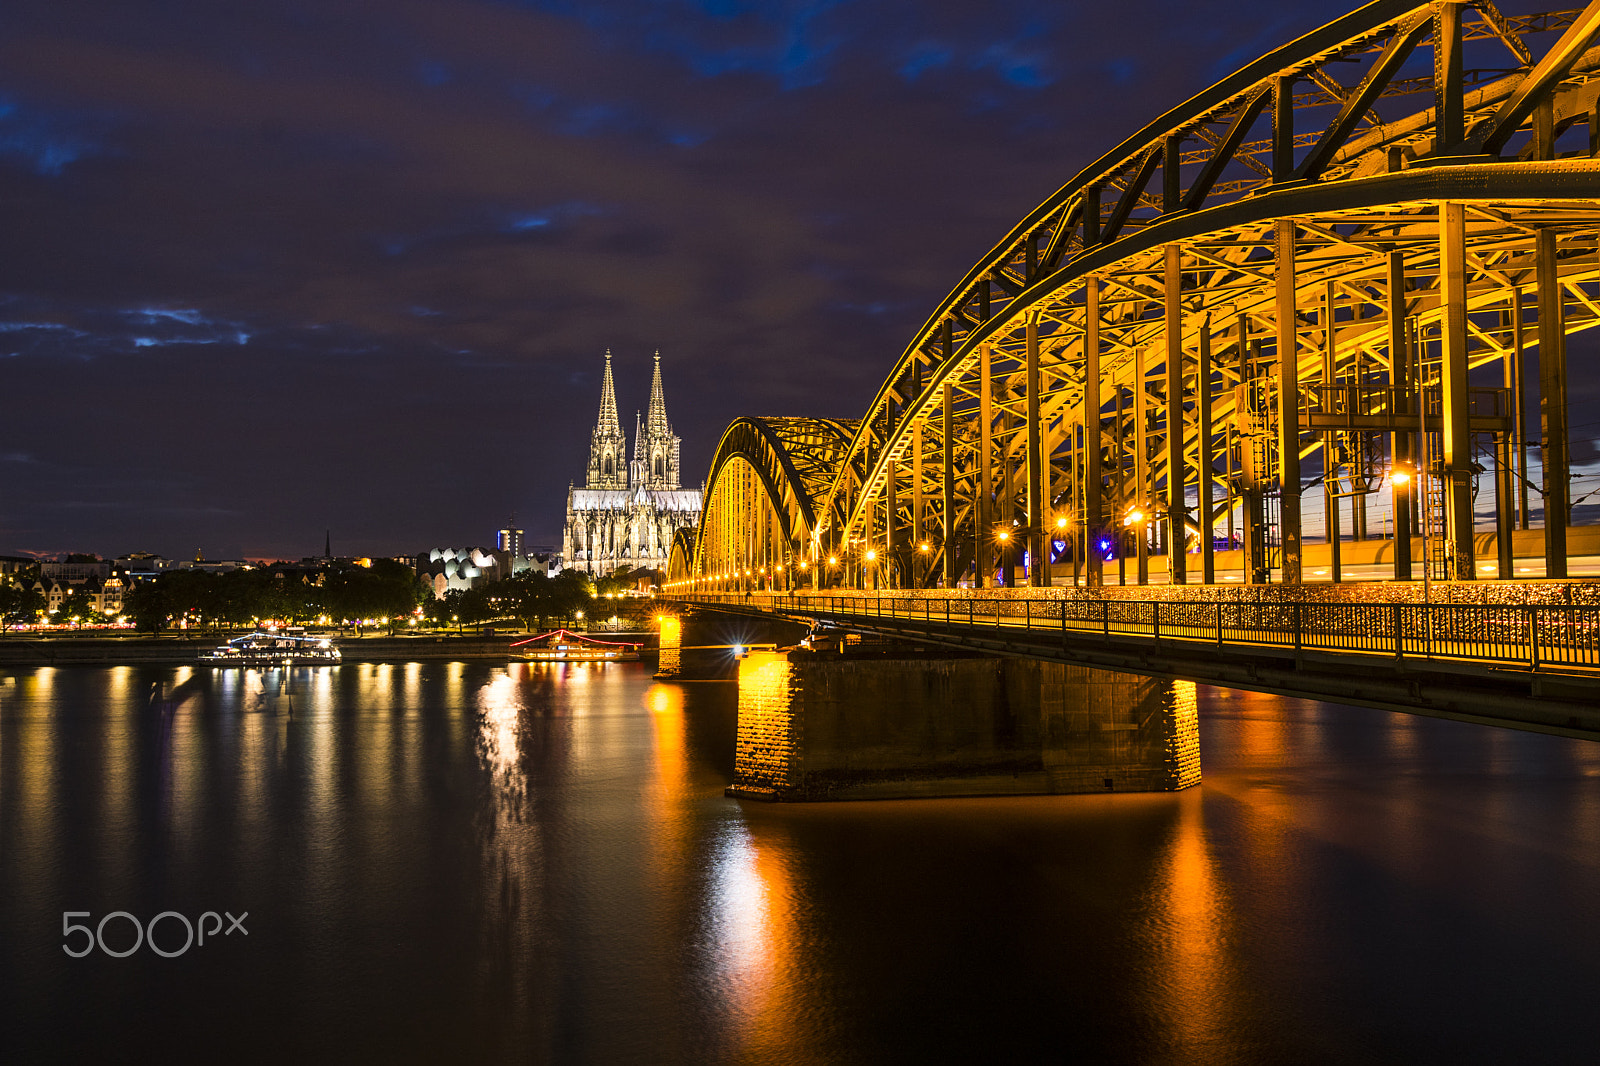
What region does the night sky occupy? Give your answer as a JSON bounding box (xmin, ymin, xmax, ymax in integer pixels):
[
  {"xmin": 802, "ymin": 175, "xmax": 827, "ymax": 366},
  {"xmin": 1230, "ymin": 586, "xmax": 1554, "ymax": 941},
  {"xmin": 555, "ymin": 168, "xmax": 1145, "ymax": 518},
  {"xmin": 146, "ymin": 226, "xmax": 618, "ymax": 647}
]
[{"xmin": 1, "ymin": 0, "xmax": 1375, "ymax": 560}]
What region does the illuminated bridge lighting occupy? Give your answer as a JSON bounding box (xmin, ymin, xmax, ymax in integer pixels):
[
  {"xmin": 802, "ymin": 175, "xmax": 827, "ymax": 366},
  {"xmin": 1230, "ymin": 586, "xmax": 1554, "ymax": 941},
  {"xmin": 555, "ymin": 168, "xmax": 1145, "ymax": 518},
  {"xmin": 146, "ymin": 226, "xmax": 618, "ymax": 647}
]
[{"xmin": 666, "ymin": 1, "xmax": 1600, "ymax": 595}]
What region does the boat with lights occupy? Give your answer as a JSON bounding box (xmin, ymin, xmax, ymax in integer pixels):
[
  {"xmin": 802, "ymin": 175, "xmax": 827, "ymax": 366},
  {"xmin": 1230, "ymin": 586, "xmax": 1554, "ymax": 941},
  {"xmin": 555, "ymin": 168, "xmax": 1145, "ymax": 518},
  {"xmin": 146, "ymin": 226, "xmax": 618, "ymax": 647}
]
[
  {"xmin": 198, "ymin": 630, "xmax": 341, "ymax": 665},
  {"xmin": 512, "ymin": 628, "xmax": 642, "ymax": 662}
]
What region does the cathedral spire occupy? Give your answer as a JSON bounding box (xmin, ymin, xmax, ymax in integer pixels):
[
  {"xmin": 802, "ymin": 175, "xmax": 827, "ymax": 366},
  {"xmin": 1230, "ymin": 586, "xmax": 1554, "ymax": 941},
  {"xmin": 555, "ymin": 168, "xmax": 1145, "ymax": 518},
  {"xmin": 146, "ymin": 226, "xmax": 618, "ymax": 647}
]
[
  {"xmin": 640, "ymin": 350, "xmax": 681, "ymax": 490},
  {"xmin": 597, "ymin": 348, "xmax": 621, "ymax": 437},
  {"xmin": 586, "ymin": 349, "xmax": 626, "ymax": 489},
  {"xmin": 646, "ymin": 350, "xmax": 669, "ymax": 436}
]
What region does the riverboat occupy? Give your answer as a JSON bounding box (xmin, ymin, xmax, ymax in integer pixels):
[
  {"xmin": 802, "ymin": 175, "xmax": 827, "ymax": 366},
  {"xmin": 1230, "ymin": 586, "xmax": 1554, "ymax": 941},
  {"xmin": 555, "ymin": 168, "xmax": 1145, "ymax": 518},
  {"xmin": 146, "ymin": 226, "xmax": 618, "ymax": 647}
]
[
  {"xmin": 199, "ymin": 630, "xmax": 341, "ymax": 665},
  {"xmin": 512, "ymin": 628, "xmax": 642, "ymax": 662}
]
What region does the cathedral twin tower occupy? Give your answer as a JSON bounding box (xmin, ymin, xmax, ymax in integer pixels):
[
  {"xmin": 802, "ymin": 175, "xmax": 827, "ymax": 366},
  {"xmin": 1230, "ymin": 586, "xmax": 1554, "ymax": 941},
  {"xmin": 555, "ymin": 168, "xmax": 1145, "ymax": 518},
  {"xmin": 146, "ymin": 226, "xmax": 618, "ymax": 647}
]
[
  {"xmin": 586, "ymin": 349, "xmax": 682, "ymax": 491},
  {"xmin": 564, "ymin": 351, "xmax": 703, "ymax": 577}
]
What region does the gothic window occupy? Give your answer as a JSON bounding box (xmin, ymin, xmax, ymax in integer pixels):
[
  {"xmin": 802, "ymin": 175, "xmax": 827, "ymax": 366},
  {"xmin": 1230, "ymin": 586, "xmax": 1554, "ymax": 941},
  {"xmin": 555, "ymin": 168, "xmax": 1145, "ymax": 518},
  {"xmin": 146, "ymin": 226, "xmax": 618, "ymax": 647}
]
[
  {"xmin": 654, "ymin": 456, "xmax": 663, "ymax": 478},
  {"xmin": 605, "ymin": 456, "xmax": 613, "ymax": 477}
]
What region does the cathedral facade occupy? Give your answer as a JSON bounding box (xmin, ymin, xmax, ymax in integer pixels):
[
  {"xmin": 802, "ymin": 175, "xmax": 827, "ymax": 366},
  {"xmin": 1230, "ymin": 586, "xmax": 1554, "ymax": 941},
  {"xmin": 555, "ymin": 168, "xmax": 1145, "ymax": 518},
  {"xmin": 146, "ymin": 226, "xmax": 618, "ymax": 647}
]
[{"xmin": 563, "ymin": 351, "xmax": 703, "ymax": 577}]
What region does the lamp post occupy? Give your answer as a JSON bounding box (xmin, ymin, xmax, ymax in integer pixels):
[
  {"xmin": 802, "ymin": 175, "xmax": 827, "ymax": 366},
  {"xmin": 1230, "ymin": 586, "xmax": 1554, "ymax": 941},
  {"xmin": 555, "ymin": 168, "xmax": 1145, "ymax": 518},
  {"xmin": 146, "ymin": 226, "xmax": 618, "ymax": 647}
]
[
  {"xmin": 1054, "ymin": 514, "xmax": 1071, "ymax": 587},
  {"xmin": 1124, "ymin": 506, "xmax": 1148, "ymax": 586}
]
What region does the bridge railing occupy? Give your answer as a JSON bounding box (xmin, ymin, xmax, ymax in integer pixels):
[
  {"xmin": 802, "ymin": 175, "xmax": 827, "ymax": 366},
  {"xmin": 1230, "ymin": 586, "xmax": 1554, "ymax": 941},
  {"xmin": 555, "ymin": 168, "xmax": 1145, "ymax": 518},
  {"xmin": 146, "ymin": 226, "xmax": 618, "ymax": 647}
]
[{"xmin": 672, "ymin": 593, "xmax": 1600, "ymax": 673}]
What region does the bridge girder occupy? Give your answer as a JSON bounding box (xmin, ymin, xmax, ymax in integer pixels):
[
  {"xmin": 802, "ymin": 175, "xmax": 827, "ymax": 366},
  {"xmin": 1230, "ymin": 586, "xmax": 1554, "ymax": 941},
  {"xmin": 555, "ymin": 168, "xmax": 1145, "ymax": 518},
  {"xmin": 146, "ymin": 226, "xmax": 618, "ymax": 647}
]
[
  {"xmin": 678, "ymin": 1, "xmax": 1600, "ymax": 594},
  {"xmin": 675, "ymin": 417, "xmax": 858, "ymax": 587}
]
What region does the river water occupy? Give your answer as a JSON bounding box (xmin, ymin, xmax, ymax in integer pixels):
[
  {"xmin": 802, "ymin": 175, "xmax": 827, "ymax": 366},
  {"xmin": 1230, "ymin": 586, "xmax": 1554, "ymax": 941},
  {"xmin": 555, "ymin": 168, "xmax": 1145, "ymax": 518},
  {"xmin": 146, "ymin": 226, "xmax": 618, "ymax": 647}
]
[{"xmin": 3, "ymin": 661, "xmax": 1599, "ymax": 1064}]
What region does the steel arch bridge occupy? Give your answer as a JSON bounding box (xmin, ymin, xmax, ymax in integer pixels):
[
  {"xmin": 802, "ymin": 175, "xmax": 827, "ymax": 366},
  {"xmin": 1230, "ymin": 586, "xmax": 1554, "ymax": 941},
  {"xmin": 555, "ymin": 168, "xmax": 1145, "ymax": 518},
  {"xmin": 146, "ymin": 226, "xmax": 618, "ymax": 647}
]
[{"xmin": 671, "ymin": 0, "xmax": 1600, "ymax": 595}]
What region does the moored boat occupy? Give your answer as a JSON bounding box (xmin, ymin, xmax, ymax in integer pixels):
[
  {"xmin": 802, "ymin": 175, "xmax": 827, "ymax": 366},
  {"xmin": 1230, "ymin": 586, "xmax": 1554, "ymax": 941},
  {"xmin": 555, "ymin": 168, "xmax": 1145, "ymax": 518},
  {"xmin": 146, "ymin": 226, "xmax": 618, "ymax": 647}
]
[
  {"xmin": 199, "ymin": 630, "xmax": 341, "ymax": 665},
  {"xmin": 512, "ymin": 628, "xmax": 642, "ymax": 662}
]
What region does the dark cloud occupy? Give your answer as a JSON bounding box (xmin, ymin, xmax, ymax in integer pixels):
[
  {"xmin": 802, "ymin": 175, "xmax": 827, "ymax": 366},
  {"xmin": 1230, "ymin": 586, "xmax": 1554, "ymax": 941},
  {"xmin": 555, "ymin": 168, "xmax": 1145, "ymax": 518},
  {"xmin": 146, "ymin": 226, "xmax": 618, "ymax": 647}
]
[{"xmin": 0, "ymin": 0, "xmax": 1382, "ymax": 556}]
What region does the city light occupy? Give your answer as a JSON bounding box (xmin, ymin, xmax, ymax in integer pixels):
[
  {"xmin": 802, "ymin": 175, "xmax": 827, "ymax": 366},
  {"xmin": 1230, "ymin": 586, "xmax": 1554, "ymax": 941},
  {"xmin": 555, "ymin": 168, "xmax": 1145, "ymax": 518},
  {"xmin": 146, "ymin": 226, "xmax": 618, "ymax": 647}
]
[
  {"xmin": 919, "ymin": 542, "xmax": 930, "ymax": 552},
  {"xmin": 995, "ymin": 529, "xmax": 1010, "ymax": 542},
  {"xmin": 865, "ymin": 549, "xmax": 877, "ymax": 562}
]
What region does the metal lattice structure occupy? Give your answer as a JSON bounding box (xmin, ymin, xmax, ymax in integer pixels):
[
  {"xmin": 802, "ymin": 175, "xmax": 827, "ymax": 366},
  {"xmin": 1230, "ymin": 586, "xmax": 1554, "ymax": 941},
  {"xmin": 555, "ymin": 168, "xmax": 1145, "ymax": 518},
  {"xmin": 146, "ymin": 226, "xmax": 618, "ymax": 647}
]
[
  {"xmin": 673, "ymin": 0, "xmax": 1600, "ymax": 594},
  {"xmin": 677, "ymin": 417, "xmax": 858, "ymax": 584}
]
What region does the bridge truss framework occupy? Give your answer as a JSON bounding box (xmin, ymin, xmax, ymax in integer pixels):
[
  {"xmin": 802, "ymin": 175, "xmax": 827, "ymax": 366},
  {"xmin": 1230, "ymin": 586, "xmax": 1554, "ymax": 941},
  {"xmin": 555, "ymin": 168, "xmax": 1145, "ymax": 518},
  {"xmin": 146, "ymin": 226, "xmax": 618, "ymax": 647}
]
[{"xmin": 672, "ymin": 0, "xmax": 1600, "ymax": 594}]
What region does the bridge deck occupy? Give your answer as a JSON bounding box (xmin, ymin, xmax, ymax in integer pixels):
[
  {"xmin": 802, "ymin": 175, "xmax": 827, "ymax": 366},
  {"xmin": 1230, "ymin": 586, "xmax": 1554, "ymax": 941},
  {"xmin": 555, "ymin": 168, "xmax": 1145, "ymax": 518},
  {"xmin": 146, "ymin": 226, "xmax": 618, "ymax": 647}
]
[{"xmin": 674, "ymin": 592, "xmax": 1600, "ymax": 741}]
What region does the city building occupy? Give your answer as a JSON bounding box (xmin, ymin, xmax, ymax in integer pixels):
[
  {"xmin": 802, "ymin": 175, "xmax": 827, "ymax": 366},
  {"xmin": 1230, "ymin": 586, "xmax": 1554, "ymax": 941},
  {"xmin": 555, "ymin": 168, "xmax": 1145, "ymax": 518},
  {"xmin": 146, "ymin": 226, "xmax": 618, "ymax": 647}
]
[
  {"xmin": 414, "ymin": 544, "xmax": 563, "ymax": 599},
  {"xmin": 498, "ymin": 525, "xmax": 524, "ymax": 557},
  {"xmin": 563, "ymin": 351, "xmax": 702, "ymax": 577},
  {"xmin": 42, "ymin": 555, "xmax": 111, "ymax": 584},
  {"xmin": 0, "ymin": 555, "xmax": 34, "ymax": 580},
  {"xmin": 113, "ymin": 552, "xmax": 172, "ymax": 582}
]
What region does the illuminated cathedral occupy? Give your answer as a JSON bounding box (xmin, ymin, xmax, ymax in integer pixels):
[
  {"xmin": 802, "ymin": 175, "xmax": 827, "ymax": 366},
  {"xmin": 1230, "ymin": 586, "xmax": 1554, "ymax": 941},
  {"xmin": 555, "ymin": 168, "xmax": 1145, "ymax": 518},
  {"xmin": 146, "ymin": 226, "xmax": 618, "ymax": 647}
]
[{"xmin": 563, "ymin": 351, "xmax": 702, "ymax": 577}]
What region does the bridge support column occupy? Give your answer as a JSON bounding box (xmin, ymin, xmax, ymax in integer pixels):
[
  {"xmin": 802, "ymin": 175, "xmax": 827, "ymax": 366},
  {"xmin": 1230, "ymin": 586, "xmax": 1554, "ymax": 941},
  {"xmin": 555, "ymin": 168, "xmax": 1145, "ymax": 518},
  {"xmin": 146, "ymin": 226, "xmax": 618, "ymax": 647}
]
[
  {"xmin": 1439, "ymin": 201, "xmax": 1476, "ymax": 580},
  {"xmin": 942, "ymin": 383, "xmax": 956, "ymax": 588},
  {"xmin": 1276, "ymin": 218, "xmax": 1303, "ymax": 584},
  {"xmin": 1389, "ymin": 250, "xmax": 1413, "ymax": 581},
  {"xmin": 1537, "ymin": 228, "xmax": 1569, "ymax": 578},
  {"xmin": 729, "ymin": 649, "xmax": 1200, "ymax": 801},
  {"xmin": 1198, "ymin": 320, "xmax": 1215, "ymax": 583},
  {"xmin": 913, "ymin": 424, "xmax": 925, "ymax": 586},
  {"xmin": 1323, "ymin": 281, "xmax": 1342, "ymax": 584},
  {"xmin": 1085, "ymin": 278, "xmax": 1104, "ymax": 587},
  {"xmin": 1513, "ymin": 289, "xmax": 1530, "ymax": 532},
  {"xmin": 1164, "ymin": 244, "xmax": 1188, "ymax": 585},
  {"xmin": 886, "ymin": 457, "xmax": 898, "ymax": 589},
  {"xmin": 1027, "ymin": 315, "xmax": 1048, "ymax": 587},
  {"xmin": 1134, "ymin": 344, "xmax": 1150, "ymax": 585},
  {"xmin": 979, "ymin": 345, "xmax": 994, "ymax": 588},
  {"xmin": 654, "ymin": 614, "xmax": 682, "ymax": 679}
]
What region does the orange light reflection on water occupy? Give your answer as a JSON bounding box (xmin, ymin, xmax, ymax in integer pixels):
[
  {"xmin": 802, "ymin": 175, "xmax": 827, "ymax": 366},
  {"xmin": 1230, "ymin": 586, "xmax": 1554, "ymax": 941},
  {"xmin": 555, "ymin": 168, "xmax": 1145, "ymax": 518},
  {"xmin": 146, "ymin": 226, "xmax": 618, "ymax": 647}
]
[
  {"xmin": 709, "ymin": 819, "xmax": 802, "ymax": 1060},
  {"xmin": 1151, "ymin": 789, "xmax": 1240, "ymax": 1054}
]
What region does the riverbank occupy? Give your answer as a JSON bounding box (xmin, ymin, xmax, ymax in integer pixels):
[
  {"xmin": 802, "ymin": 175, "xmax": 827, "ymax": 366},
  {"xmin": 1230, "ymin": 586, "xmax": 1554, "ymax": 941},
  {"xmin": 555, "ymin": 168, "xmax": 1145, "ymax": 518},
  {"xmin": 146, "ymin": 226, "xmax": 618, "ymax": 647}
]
[{"xmin": 0, "ymin": 632, "xmax": 658, "ymax": 666}]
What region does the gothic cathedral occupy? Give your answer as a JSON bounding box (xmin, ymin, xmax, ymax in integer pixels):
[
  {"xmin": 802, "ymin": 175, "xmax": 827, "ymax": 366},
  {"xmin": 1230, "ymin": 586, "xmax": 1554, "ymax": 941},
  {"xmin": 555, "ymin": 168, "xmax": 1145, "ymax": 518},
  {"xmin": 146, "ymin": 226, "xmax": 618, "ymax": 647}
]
[{"xmin": 563, "ymin": 351, "xmax": 703, "ymax": 577}]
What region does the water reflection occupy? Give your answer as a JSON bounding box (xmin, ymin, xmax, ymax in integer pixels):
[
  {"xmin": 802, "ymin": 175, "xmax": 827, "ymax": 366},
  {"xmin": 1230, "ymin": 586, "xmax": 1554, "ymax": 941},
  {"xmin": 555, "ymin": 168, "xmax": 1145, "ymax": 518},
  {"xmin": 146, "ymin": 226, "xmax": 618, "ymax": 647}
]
[
  {"xmin": 477, "ymin": 670, "xmax": 526, "ymax": 815},
  {"xmin": 1150, "ymin": 790, "xmax": 1237, "ymax": 1054},
  {"xmin": 711, "ymin": 818, "xmax": 804, "ymax": 1062},
  {"xmin": 6, "ymin": 663, "xmax": 1600, "ymax": 1063}
]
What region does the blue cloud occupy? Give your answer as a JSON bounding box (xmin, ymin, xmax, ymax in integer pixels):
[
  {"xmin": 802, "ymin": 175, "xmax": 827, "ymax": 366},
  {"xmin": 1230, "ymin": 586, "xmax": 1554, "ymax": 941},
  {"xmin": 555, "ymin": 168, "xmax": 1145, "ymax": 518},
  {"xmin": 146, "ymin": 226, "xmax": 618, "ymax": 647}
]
[
  {"xmin": 506, "ymin": 0, "xmax": 842, "ymax": 90},
  {"xmin": 502, "ymin": 200, "xmax": 606, "ymax": 234},
  {"xmin": 0, "ymin": 96, "xmax": 105, "ymax": 176},
  {"xmin": 900, "ymin": 44, "xmax": 953, "ymax": 81},
  {"xmin": 136, "ymin": 308, "xmax": 209, "ymax": 326},
  {"xmin": 418, "ymin": 60, "xmax": 453, "ymax": 87},
  {"xmin": 0, "ymin": 321, "xmax": 84, "ymax": 336}
]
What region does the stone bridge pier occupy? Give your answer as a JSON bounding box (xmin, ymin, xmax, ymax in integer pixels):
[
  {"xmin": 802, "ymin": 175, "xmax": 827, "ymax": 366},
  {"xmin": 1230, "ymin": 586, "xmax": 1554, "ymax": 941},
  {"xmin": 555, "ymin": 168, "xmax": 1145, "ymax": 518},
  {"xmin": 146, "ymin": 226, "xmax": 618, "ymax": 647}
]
[{"xmin": 729, "ymin": 644, "xmax": 1200, "ymax": 802}]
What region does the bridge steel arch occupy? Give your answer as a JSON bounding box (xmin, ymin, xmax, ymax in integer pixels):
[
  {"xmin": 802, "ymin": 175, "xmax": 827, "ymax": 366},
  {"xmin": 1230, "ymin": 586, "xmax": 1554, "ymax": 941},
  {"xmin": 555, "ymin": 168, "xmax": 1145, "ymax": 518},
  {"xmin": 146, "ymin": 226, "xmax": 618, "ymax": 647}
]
[
  {"xmin": 676, "ymin": 0, "xmax": 1600, "ymax": 594},
  {"xmin": 673, "ymin": 417, "xmax": 858, "ymax": 589}
]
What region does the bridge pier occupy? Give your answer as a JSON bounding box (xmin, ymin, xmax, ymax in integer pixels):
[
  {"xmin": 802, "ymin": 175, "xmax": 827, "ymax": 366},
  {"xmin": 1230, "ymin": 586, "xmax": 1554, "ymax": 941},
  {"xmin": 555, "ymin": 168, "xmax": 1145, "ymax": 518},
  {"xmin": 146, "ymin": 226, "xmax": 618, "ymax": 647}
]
[{"xmin": 730, "ymin": 647, "xmax": 1200, "ymax": 802}]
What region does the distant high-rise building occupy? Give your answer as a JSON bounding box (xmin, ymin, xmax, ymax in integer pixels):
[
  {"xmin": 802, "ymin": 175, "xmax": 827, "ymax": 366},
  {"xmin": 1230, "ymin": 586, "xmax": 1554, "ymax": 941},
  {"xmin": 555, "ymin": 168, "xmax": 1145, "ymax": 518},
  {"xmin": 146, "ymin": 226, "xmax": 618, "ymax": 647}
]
[
  {"xmin": 564, "ymin": 350, "xmax": 702, "ymax": 576},
  {"xmin": 498, "ymin": 524, "xmax": 524, "ymax": 556}
]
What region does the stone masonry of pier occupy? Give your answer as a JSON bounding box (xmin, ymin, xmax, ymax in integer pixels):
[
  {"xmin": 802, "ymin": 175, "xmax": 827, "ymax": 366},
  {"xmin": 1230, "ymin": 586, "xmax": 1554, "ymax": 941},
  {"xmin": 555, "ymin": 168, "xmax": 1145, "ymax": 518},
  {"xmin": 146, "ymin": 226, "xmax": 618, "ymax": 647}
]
[{"xmin": 730, "ymin": 648, "xmax": 1199, "ymax": 802}]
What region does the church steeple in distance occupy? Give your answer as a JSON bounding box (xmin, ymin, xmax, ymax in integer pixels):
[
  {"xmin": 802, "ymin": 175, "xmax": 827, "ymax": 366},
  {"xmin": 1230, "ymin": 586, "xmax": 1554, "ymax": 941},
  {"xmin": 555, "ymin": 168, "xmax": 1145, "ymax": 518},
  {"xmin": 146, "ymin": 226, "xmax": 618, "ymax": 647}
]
[
  {"xmin": 646, "ymin": 351, "xmax": 668, "ymax": 437},
  {"xmin": 642, "ymin": 350, "xmax": 681, "ymax": 490},
  {"xmin": 597, "ymin": 348, "xmax": 621, "ymax": 436},
  {"xmin": 585, "ymin": 349, "xmax": 627, "ymax": 489},
  {"xmin": 629, "ymin": 410, "xmax": 646, "ymax": 491}
]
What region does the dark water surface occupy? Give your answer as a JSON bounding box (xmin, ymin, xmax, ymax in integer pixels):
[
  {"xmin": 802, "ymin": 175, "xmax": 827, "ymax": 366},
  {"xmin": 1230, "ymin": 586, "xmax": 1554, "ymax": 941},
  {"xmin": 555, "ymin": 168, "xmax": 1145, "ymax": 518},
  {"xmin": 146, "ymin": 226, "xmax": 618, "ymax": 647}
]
[{"xmin": 3, "ymin": 661, "xmax": 1600, "ymax": 1064}]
